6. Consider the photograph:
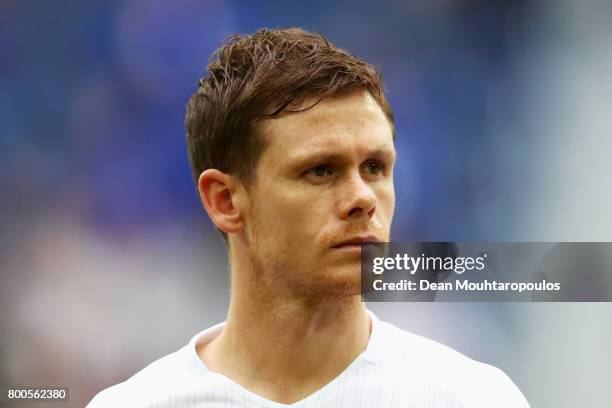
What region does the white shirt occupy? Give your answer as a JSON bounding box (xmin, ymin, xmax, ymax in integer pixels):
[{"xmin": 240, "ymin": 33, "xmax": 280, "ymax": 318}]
[{"xmin": 87, "ymin": 310, "xmax": 529, "ymax": 407}]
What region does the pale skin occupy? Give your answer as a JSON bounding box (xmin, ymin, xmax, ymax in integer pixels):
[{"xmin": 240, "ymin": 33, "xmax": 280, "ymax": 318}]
[{"xmin": 196, "ymin": 88, "xmax": 396, "ymax": 404}]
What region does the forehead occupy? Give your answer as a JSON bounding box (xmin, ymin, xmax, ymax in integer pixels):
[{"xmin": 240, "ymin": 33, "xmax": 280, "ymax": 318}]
[{"xmin": 257, "ymin": 89, "xmax": 395, "ymax": 164}]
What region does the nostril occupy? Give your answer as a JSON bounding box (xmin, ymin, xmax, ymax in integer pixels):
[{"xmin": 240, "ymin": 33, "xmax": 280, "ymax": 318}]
[
  {"xmin": 348, "ymin": 206, "xmax": 376, "ymax": 218},
  {"xmin": 348, "ymin": 207, "xmax": 363, "ymax": 217}
]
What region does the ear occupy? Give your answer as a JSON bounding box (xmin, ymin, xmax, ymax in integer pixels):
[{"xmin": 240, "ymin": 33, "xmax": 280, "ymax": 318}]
[{"xmin": 197, "ymin": 169, "xmax": 246, "ymax": 235}]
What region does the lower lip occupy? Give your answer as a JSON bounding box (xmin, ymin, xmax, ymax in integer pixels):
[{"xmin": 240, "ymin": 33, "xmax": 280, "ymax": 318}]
[{"xmin": 332, "ymin": 244, "xmax": 363, "ymax": 253}]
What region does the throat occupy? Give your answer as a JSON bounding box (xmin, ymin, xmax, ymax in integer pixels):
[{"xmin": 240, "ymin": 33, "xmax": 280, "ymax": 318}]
[{"xmin": 197, "ymin": 299, "xmax": 372, "ymax": 404}]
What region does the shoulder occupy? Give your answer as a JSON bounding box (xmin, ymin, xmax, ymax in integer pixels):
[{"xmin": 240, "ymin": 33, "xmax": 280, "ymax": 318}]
[
  {"xmin": 374, "ymin": 319, "xmax": 530, "ymax": 407},
  {"xmin": 86, "ymin": 345, "xmax": 197, "ymax": 407}
]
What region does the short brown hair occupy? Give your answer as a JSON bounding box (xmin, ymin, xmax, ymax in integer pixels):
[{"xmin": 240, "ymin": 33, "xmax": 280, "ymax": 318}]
[{"xmin": 185, "ymin": 28, "xmax": 395, "ymax": 241}]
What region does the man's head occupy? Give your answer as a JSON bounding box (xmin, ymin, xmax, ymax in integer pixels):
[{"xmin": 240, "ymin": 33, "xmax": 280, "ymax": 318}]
[{"xmin": 186, "ymin": 28, "xmax": 396, "ymax": 298}]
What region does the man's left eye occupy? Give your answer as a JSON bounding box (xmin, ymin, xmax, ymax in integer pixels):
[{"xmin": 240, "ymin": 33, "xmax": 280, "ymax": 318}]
[{"xmin": 362, "ymin": 160, "xmax": 384, "ymax": 175}]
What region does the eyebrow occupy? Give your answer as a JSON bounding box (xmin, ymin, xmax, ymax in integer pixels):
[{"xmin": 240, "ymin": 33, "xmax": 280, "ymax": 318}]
[{"xmin": 290, "ymin": 147, "xmax": 397, "ymax": 170}]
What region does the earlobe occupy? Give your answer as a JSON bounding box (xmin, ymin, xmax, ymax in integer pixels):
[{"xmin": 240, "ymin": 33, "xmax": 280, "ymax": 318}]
[{"xmin": 197, "ymin": 169, "xmax": 245, "ymax": 234}]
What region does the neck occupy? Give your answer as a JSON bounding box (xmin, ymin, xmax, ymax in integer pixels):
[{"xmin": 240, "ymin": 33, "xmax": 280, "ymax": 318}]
[{"xmin": 197, "ymin": 246, "xmax": 371, "ymax": 404}]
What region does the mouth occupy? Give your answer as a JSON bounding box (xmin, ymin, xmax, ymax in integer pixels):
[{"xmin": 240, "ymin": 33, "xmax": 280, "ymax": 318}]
[{"xmin": 331, "ymin": 235, "xmax": 380, "ymax": 250}]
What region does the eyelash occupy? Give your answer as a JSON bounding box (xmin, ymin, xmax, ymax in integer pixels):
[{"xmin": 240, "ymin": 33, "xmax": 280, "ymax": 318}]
[
  {"xmin": 363, "ymin": 160, "xmax": 385, "ymax": 175},
  {"xmin": 304, "ymin": 160, "xmax": 386, "ymax": 180}
]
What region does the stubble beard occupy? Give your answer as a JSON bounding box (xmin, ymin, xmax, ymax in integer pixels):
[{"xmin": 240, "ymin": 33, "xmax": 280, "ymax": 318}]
[{"xmin": 246, "ymin": 222, "xmax": 363, "ymax": 305}]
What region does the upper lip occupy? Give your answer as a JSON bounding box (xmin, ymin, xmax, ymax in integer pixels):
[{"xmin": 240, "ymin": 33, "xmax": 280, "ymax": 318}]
[{"xmin": 332, "ymin": 235, "xmax": 380, "ymax": 248}]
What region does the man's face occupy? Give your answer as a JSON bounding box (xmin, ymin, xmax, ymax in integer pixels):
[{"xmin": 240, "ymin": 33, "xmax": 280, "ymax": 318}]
[{"xmin": 241, "ymin": 89, "xmax": 396, "ymax": 299}]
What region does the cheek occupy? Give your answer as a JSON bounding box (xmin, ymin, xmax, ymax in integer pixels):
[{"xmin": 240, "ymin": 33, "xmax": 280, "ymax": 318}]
[
  {"xmin": 250, "ymin": 185, "xmax": 317, "ymax": 240},
  {"xmin": 376, "ymin": 184, "xmax": 395, "ymax": 221},
  {"xmin": 249, "ymin": 191, "xmax": 322, "ymax": 273}
]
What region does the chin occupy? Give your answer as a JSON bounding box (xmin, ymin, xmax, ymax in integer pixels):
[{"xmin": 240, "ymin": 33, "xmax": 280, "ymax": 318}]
[{"xmin": 303, "ymin": 265, "xmax": 362, "ymax": 298}]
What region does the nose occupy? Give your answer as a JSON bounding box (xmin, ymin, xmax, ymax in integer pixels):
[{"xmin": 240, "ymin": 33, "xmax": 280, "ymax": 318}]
[{"xmin": 338, "ymin": 172, "xmax": 377, "ymax": 220}]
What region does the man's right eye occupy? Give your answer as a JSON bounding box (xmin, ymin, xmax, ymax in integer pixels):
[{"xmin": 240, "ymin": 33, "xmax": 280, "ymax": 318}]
[
  {"xmin": 304, "ymin": 164, "xmax": 333, "ymax": 182},
  {"xmin": 310, "ymin": 165, "xmax": 331, "ymax": 177}
]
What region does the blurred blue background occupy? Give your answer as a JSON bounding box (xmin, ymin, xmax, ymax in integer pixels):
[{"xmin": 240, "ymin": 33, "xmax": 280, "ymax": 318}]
[{"xmin": 1, "ymin": 0, "xmax": 611, "ymax": 406}]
